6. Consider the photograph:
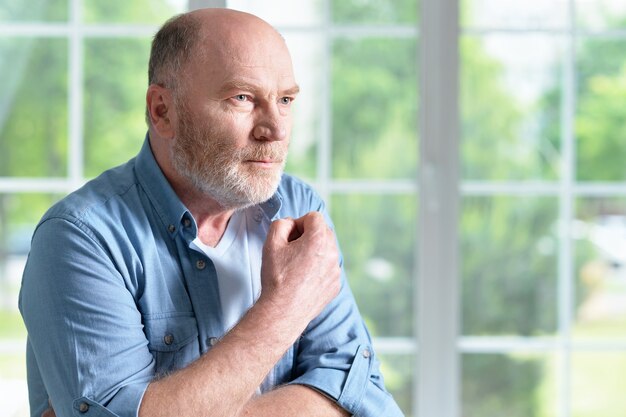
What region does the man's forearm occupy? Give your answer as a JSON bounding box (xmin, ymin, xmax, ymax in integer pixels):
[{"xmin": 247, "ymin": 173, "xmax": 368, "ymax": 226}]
[
  {"xmin": 241, "ymin": 384, "xmax": 350, "ymax": 417},
  {"xmin": 139, "ymin": 299, "xmax": 305, "ymax": 417},
  {"xmin": 45, "ymin": 323, "xmax": 348, "ymax": 417}
]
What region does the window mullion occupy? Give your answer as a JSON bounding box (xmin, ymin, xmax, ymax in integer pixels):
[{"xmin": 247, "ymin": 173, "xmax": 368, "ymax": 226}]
[
  {"xmin": 556, "ymin": 2, "xmax": 578, "ymax": 417},
  {"xmin": 316, "ymin": 0, "xmax": 332, "ymax": 204},
  {"xmin": 417, "ymin": 0, "xmax": 460, "ymax": 416},
  {"xmin": 68, "ymin": 0, "xmax": 84, "ymax": 187}
]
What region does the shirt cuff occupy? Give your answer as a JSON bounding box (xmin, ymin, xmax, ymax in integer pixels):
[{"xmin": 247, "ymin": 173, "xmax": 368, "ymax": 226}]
[
  {"xmin": 288, "ymin": 344, "xmax": 405, "ymax": 417},
  {"xmin": 70, "ymin": 381, "xmax": 149, "ymax": 417}
]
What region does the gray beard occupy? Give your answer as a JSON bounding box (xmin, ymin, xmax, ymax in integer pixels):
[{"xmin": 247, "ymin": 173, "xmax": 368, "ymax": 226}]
[{"xmin": 171, "ymin": 136, "xmax": 285, "ymax": 211}]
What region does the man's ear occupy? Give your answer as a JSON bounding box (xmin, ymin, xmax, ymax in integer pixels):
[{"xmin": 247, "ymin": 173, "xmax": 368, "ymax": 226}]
[{"xmin": 146, "ymin": 84, "xmax": 176, "ymax": 138}]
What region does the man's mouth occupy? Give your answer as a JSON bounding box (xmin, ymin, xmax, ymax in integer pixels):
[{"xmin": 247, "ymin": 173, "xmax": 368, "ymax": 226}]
[{"xmin": 245, "ymin": 159, "xmax": 282, "ymax": 166}]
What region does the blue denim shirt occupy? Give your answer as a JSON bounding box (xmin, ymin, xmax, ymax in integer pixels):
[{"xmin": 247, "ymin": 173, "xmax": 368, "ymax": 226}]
[{"xmin": 19, "ymin": 138, "xmax": 404, "ymax": 417}]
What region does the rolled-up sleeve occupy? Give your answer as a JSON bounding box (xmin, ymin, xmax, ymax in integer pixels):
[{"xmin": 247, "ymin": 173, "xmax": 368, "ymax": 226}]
[
  {"xmin": 287, "ymin": 202, "xmax": 404, "ymax": 417},
  {"xmin": 288, "ymin": 271, "xmax": 404, "ymax": 416},
  {"xmin": 19, "ymin": 217, "xmax": 155, "ymax": 417}
]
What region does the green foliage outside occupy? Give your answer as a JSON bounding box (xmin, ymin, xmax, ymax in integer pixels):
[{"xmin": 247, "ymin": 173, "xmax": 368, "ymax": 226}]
[
  {"xmin": 331, "ymin": 0, "xmax": 417, "ymax": 24},
  {"xmin": 83, "ymin": 38, "xmax": 151, "ymax": 176},
  {"xmin": 0, "ymin": 37, "xmax": 68, "ymax": 177},
  {"xmin": 0, "ymin": 0, "xmax": 67, "ymax": 21},
  {"xmin": 576, "ymin": 38, "xmax": 626, "ymax": 181},
  {"xmin": 332, "ymin": 37, "xmax": 418, "ymax": 180},
  {"xmin": 0, "ymin": 310, "xmax": 26, "ymax": 339}
]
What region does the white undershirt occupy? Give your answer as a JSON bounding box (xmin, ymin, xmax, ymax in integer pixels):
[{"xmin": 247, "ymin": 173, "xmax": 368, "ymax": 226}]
[{"xmin": 191, "ymin": 206, "xmax": 269, "ymax": 332}]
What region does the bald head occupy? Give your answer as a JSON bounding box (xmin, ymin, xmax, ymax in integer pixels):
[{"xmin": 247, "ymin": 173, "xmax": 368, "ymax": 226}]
[{"xmin": 148, "ymin": 8, "xmax": 287, "ymax": 92}]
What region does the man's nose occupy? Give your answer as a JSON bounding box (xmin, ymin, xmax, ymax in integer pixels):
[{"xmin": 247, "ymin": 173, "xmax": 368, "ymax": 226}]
[{"xmin": 252, "ymin": 104, "xmax": 288, "ymax": 142}]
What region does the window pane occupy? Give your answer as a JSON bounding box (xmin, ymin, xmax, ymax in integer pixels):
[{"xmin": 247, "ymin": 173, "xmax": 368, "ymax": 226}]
[
  {"xmin": 462, "ymin": 0, "xmax": 567, "ymax": 29},
  {"xmin": 574, "ymin": 197, "xmax": 626, "ymax": 340},
  {"xmin": 331, "ymin": 194, "xmax": 416, "ymax": 337},
  {"xmin": 576, "ymin": 0, "xmax": 626, "ymax": 30},
  {"xmin": 228, "ymin": 0, "xmax": 324, "ymax": 26},
  {"xmin": 0, "ymin": 0, "xmax": 67, "ymax": 22},
  {"xmin": 379, "ymin": 353, "xmax": 414, "ymax": 417},
  {"xmin": 461, "ymin": 196, "xmax": 558, "ymax": 336},
  {"xmin": 332, "ymin": 38, "xmax": 418, "ymax": 180},
  {"xmin": 283, "ymin": 33, "xmax": 324, "ymax": 180},
  {"xmin": 83, "ymin": 0, "xmax": 186, "ymax": 24},
  {"xmin": 0, "ymin": 38, "xmax": 68, "ymax": 177},
  {"xmin": 462, "ymin": 353, "xmax": 556, "ymax": 417},
  {"xmin": 0, "ymin": 193, "xmax": 62, "ymax": 417},
  {"xmin": 461, "ymin": 35, "xmax": 564, "ymax": 181},
  {"xmin": 571, "ymin": 352, "xmax": 626, "ymax": 417},
  {"xmin": 84, "ymin": 38, "xmax": 150, "ymax": 177},
  {"xmin": 576, "ymin": 37, "xmax": 626, "ymax": 181},
  {"xmin": 332, "ymin": 0, "xmax": 418, "ymax": 24},
  {"xmin": 0, "ymin": 347, "xmax": 28, "ymax": 415}
]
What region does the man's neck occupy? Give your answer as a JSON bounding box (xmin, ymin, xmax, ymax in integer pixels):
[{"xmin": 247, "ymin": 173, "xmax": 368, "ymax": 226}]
[
  {"xmin": 191, "ymin": 205, "xmax": 235, "ymax": 247},
  {"xmin": 176, "ymin": 184, "xmax": 236, "ymax": 247},
  {"xmin": 149, "ymin": 133, "xmax": 237, "ymax": 247},
  {"xmin": 162, "ymin": 160, "xmax": 235, "ymax": 247}
]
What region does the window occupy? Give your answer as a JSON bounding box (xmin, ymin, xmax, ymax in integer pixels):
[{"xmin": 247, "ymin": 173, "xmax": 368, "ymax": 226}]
[
  {"xmin": 2, "ymin": 1, "xmax": 625, "ymax": 416},
  {"xmin": 0, "ymin": 1, "xmax": 187, "ymax": 414},
  {"xmin": 460, "ymin": 1, "xmax": 626, "ymax": 416}
]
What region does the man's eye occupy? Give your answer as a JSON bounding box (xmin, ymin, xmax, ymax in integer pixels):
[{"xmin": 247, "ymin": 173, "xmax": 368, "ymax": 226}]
[
  {"xmin": 279, "ymin": 97, "xmax": 292, "ymax": 105},
  {"xmin": 234, "ymin": 94, "xmax": 248, "ymax": 102}
]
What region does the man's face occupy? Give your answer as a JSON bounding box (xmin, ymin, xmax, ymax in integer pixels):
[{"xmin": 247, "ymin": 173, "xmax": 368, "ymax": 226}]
[
  {"xmin": 169, "ymin": 25, "xmax": 298, "ymax": 210},
  {"xmin": 171, "ymin": 97, "xmax": 289, "ymax": 210}
]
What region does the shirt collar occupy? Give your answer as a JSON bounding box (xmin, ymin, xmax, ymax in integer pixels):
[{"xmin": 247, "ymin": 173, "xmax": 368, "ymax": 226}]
[
  {"xmin": 135, "ymin": 134, "xmax": 190, "ymax": 240},
  {"xmin": 260, "ymin": 191, "xmax": 282, "ymax": 221},
  {"xmin": 135, "ymin": 133, "xmax": 284, "ymax": 240}
]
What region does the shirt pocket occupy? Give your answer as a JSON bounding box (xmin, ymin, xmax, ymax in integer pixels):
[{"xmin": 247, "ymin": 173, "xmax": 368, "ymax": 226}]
[{"xmin": 144, "ymin": 313, "xmax": 200, "ymax": 376}]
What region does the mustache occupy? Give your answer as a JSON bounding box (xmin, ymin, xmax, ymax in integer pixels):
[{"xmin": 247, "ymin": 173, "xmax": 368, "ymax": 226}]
[{"xmin": 237, "ymin": 144, "xmax": 286, "ymax": 162}]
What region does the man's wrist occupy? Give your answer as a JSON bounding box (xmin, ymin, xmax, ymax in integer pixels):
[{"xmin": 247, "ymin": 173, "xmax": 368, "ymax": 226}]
[{"xmin": 220, "ymin": 299, "xmax": 297, "ymax": 361}]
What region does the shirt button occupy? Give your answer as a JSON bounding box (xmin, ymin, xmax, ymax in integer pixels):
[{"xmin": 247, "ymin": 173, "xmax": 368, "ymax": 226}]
[
  {"xmin": 362, "ymin": 348, "xmax": 371, "ymax": 359},
  {"xmin": 196, "ymin": 259, "xmax": 206, "ymax": 270},
  {"xmin": 164, "ymin": 334, "xmax": 174, "ymax": 345},
  {"xmin": 183, "ymin": 218, "xmax": 191, "ymax": 227},
  {"xmin": 207, "ymin": 337, "xmax": 218, "ymax": 346},
  {"xmin": 78, "ymin": 402, "xmax": 89, "ymax": 413},
  {"xmin": 167, "ymin": 224, "xmax": 176, "ymax": 233}
]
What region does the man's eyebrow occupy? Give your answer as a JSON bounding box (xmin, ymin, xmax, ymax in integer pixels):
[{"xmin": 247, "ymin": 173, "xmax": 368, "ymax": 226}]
[
  {"xmin": 282, "ymin": 85, "xmax": 300, "ymax": 96},
  {"xmin": 218, "ymin": 80, "xmax": 300, "ymax": 96},
  {"xmin": 218, "ymin": 80, "xmax": 257, "ymax": 94}
]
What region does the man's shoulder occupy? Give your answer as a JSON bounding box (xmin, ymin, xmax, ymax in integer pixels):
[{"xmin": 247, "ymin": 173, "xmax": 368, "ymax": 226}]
[
  {"xmin": 275, "ymin": 174, "xmax": 325, "ymax": 215},
  {"xmin": 277, "ymin": 173, "xmax": 316, "ymax": 195},
  {"xmin": 42, "ymin": 159, "xmax": 138, "ymax": 224}
]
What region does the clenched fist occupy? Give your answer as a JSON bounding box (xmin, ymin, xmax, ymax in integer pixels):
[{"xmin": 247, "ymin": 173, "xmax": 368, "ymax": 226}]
[{"xmin": 258, "ymin": 212, "xmax": 341, "ymax": 329}]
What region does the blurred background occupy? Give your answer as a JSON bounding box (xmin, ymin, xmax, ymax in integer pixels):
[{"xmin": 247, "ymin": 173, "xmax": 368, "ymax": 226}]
[{"xmin": 1, "ymin": 0, "xmax": 626, "ymax": 416}]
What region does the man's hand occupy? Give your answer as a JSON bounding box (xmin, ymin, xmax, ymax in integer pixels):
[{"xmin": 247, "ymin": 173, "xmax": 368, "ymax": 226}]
[
  {"xmin": 42, "ymin": 399, "xmax": 55, "ymax": 417},
  {"xmin": 42, "ymin": 407, "xmax": 55, "ymax": 417},
  {"xmin": 259, "ymin": 212, "xmax": 342, "ymax": 327}
]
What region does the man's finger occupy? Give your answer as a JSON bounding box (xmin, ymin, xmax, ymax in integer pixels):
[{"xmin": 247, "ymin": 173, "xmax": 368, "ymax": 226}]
[
  {"xmin": 267, "ymin": 217, "xmax": 297, "ymax": 244},
  {"xmin": 294, "ymin": 211, "xmax": 326, "ymax": 235},
  {"xmin": 42, "ymin": 408, "xmax": 56, "ymax": 417}
]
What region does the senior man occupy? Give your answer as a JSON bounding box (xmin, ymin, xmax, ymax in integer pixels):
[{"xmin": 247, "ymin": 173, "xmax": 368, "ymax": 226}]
[{"xmin": 20, "ymin": 8, "xmax": 403, "ymax": 417}]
